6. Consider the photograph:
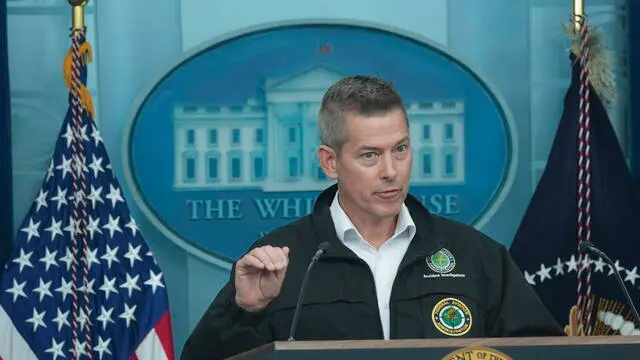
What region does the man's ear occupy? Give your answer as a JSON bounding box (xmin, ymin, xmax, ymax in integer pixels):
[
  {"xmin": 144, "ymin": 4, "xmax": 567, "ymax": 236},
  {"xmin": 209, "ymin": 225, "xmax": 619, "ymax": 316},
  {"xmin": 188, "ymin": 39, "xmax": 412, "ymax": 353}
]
[{"xmin": 317, "ymin": 145, "xmax": 338, "ymax": 180}]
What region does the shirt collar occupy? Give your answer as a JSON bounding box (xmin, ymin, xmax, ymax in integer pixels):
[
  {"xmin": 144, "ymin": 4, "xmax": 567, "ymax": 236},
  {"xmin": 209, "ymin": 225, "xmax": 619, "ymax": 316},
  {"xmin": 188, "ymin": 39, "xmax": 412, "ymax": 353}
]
[{"xmin": 329, "ymin": 190, "xmax": 416, "ymax": 245}]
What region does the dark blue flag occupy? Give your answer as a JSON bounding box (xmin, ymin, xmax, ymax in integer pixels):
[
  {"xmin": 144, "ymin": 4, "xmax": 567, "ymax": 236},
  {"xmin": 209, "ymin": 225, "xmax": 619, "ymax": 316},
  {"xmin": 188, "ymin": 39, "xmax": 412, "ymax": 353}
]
[
  {"xmin": 0, "ymin": 0, "xmax": 14, "ymax": 278},
  {"xmin": 0, "ymin": 25, "xmax": 175, "ymax": 358},
  {"xmin": 510, "ymin": 46, "xmax": 640, "ymax": 335}
]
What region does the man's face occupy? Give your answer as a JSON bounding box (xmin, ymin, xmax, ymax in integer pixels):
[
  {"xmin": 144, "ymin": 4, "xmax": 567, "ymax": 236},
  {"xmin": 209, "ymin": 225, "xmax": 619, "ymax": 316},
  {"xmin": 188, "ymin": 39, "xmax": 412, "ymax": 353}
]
[{"xmin": 319, "ymin": 107, "xmax": 412, "ymax": 222}]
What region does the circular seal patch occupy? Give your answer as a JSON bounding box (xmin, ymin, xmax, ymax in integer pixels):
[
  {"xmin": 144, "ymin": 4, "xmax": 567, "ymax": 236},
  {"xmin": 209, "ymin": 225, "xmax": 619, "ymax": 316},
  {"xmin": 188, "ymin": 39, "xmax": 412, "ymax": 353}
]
[
  {"xmin": 426, "ymin": 248, "xmax": 456, "ymax": 273},
  {"xmin": 432, "ymin": 297, "xmax": 472, "ymax": 336}
]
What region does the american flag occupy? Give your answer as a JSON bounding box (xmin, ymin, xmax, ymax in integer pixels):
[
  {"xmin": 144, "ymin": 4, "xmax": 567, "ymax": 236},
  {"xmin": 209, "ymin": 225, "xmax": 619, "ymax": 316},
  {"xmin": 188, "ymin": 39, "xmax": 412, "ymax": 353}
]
[
  {"xmin": 0, "ymin": 27, "xmax": 175, "ymax": 359},
  {"xmin": 510, "ymin": 25, "xmax": 640, "ymax": 336}
]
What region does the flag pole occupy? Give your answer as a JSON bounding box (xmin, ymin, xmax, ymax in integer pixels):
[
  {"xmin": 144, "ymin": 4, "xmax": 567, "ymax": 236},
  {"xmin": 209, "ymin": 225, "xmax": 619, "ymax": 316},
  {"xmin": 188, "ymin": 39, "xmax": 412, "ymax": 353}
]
[
  {"xmin": 69, "ymin": 0, "xmax": 88, "ymax": 30},
  {"xmin": 573, "ymin": 0, "xmax": 585, "ymax": 32},
  {"xmin": 63, "ymin": 0, "xmax": 95, "ymax": 120}
]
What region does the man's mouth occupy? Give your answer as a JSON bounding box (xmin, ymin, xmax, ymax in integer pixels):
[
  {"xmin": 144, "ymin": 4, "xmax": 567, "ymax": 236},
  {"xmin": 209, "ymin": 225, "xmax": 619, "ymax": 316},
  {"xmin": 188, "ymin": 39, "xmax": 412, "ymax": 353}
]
[{"xmin": 375, "ymin": 188, "xmax": 401, "ymax": 199}]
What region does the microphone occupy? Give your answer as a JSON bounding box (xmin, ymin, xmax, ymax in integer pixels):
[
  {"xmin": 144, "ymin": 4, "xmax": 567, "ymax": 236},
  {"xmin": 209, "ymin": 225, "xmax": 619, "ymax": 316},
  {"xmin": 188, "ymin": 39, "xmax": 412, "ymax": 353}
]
[
  {"xmin": 577, "ymin": 241, "xmax": 640, "ymax": 328},
  {"xmin": 287, "ymin": 241, "xmax": 330, "ymax": 341}
]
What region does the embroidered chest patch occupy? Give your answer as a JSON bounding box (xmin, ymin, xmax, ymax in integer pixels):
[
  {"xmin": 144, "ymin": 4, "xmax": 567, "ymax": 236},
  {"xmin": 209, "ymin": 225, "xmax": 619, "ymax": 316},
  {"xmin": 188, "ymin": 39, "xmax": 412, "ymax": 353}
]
[{"xmin": 432, "ymin": 297, "xmax": 472, "ymax": 336}]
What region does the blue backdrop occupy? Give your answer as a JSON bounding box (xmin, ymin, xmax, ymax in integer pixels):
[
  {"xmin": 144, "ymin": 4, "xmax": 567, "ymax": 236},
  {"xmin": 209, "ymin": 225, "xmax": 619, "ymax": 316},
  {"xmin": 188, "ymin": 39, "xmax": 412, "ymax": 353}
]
[
  {"xmin": 630, "ymin": 1, "xmax": 640, "ymax": 181},
  {"xmin": 0, "ymin": 0, "xmax": 13, "ymax": 277}
]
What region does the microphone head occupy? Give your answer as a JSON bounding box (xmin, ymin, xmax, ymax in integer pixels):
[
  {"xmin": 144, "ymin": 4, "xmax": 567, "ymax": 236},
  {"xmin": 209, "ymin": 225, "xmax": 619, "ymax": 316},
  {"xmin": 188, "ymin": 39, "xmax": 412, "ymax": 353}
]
[{"xmin": 318, "ymin": 242, "xmax": 331, "ymax": 252}]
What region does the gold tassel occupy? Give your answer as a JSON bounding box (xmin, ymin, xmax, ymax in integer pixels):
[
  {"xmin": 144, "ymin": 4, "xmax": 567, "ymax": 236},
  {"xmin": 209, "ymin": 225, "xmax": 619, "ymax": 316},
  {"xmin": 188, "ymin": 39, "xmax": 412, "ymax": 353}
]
[
  {"xmin": 564, "ymin": 304, "xmax": 585, "ymax": 336},
  {"xmin": 80, "ymin": 84, "xmax": 95, "ymax": 120},
  {"xmin": 563, "ymin": 23, "xmax": 616, "ymax": 105},
  {"xmin": 63, "ymin": 49, "xmax": 72, "ymax": 89},
  {"xmin": 62, "ymin": 40, "xmax": 95, "ymax": 120}
]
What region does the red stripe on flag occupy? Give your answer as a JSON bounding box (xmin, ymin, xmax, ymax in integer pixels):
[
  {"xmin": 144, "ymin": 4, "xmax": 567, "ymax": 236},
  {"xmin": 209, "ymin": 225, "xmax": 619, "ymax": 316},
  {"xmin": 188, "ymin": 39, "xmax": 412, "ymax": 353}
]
[
  {"xmin": 130, "ymin": 353, "xmax": 139, "ymax": 360},
  {"xmin": 155, "ymin": 311, "xmax": 176, "ymax": 360}
]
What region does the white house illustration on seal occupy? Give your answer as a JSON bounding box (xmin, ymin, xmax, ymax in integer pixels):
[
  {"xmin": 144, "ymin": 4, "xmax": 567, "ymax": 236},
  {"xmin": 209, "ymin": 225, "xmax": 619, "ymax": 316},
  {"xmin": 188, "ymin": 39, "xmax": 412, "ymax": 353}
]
[{"xmin": 172, "ymin": 65, "xmax": 466, "ymax": 192}]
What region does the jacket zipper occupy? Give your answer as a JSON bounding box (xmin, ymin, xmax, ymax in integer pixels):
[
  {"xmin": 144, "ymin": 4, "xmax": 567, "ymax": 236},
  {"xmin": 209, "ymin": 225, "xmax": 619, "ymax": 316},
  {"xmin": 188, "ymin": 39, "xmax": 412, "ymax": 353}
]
[
  {"xmin": 388, "ymin": 255, "xmax": 427, "ymax": 338},
  {"xmin": 351, "ymin": 257, "xmax": 385, "ymax": 339}
]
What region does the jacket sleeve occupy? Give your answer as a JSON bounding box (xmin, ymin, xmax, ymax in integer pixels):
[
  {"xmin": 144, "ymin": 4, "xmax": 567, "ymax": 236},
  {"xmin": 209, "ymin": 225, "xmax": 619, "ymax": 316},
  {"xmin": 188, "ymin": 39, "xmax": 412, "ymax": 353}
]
[
  {"xmin": 486, "ymin": 244, "xmax": 566, "ymax": 337},
  {"xmin": 180, "ymin": 265, "xmax": 274, "ymax": 360}
]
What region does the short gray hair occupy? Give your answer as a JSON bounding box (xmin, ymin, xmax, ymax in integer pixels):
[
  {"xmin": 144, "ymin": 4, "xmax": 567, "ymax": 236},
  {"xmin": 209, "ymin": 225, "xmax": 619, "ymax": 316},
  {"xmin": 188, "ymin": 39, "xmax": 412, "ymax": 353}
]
[{"xmin": 318, "ymin": 75, "xmax": 407, "ymax": 154}]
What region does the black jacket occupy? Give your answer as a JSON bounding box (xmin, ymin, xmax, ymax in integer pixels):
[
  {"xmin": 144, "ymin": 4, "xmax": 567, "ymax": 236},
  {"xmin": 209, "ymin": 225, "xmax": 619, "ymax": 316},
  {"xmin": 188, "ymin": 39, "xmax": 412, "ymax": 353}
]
[{"xmin": 181, "ymin": 184, "xmax": 564, "ymax": 359}]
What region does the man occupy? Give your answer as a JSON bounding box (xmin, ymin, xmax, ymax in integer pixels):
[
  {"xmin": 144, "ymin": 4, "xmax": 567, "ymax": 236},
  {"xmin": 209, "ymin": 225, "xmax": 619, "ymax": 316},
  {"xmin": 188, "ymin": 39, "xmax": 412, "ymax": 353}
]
[{"xmin": 181, "ymin": 75, "xmax": 564, "ymax": 360}]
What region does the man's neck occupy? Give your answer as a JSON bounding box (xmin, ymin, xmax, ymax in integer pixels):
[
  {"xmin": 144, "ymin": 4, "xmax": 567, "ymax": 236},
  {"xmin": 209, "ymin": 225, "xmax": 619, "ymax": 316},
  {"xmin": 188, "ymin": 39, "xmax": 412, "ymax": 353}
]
[
  {"xmin": 356, "ymin": 216, "xmax": 398, "ymax": 249},
  {"xmin": 338, "ymin": 197, "xmax": 398, "ymax": 249}
]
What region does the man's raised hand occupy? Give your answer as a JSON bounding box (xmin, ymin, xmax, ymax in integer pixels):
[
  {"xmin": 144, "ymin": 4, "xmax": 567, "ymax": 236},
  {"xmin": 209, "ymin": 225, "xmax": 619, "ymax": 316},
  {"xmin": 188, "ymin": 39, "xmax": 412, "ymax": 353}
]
[{"xmin": 234, "ymin": 245, "xmax": 290, "ymax": 312}]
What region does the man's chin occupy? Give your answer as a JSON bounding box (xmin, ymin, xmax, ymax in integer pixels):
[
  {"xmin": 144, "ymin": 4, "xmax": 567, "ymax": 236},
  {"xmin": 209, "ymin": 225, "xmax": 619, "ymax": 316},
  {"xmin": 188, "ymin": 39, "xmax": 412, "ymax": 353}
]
[{"xmin": 372, "ymin": 204, "xmax": 403, "ymax": 219}]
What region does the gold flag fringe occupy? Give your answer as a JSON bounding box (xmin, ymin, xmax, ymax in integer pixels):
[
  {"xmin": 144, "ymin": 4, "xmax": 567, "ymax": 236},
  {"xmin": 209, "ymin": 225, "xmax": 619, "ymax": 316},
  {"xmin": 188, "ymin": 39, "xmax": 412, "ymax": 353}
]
[
  {"xmin": 563, "ymin": 23, "xmax": 616, "ymax": 105},
  {"xmin": 566, "ymin": 296, "xmax": 638, "ymax": 336},
  {"xmin": 63, "ymin": 41, "xmax": 95, "ymax": 120}
]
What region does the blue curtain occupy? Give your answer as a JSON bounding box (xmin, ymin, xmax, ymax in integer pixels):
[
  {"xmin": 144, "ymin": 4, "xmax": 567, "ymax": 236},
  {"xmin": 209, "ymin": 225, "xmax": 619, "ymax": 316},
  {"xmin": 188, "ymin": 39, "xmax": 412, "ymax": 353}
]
[{"xmin": 0, "ymin": 0, "xmax": 13, "ymax": 276}]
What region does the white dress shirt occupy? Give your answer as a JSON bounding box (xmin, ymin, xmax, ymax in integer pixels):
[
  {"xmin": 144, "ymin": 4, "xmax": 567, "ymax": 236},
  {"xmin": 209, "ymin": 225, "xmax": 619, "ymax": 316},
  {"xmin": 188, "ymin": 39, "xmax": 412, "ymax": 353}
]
[{"xmin": 329, "ymin": 191, "xmax": 416, "ymax": 340}]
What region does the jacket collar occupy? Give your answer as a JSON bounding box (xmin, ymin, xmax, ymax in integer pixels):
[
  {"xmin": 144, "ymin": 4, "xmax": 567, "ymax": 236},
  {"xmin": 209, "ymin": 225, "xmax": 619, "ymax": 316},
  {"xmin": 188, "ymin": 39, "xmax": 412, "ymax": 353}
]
[{"xmin": 310, "ymin": 184, "xmax": 447, "ymax": 265}]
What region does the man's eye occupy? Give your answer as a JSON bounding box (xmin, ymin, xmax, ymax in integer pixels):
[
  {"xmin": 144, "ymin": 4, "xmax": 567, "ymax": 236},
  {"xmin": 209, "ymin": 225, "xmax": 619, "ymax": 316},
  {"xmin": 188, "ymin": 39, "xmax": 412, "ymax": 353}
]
[
  {"xmin": 361, "ymin": 152, "xmax": 376, "ymax": 159},
  {"xmin": 396, "ymin": 145, "xmax": 407, "ymax": 152}
]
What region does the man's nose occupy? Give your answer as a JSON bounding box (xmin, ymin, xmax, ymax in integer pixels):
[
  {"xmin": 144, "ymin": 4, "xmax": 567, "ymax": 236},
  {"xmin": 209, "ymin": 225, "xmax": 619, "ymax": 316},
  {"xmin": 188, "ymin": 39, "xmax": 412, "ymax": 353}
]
[{"xmin": 380, "ymin": 153, "xmax": 398, "ymax": 180}]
